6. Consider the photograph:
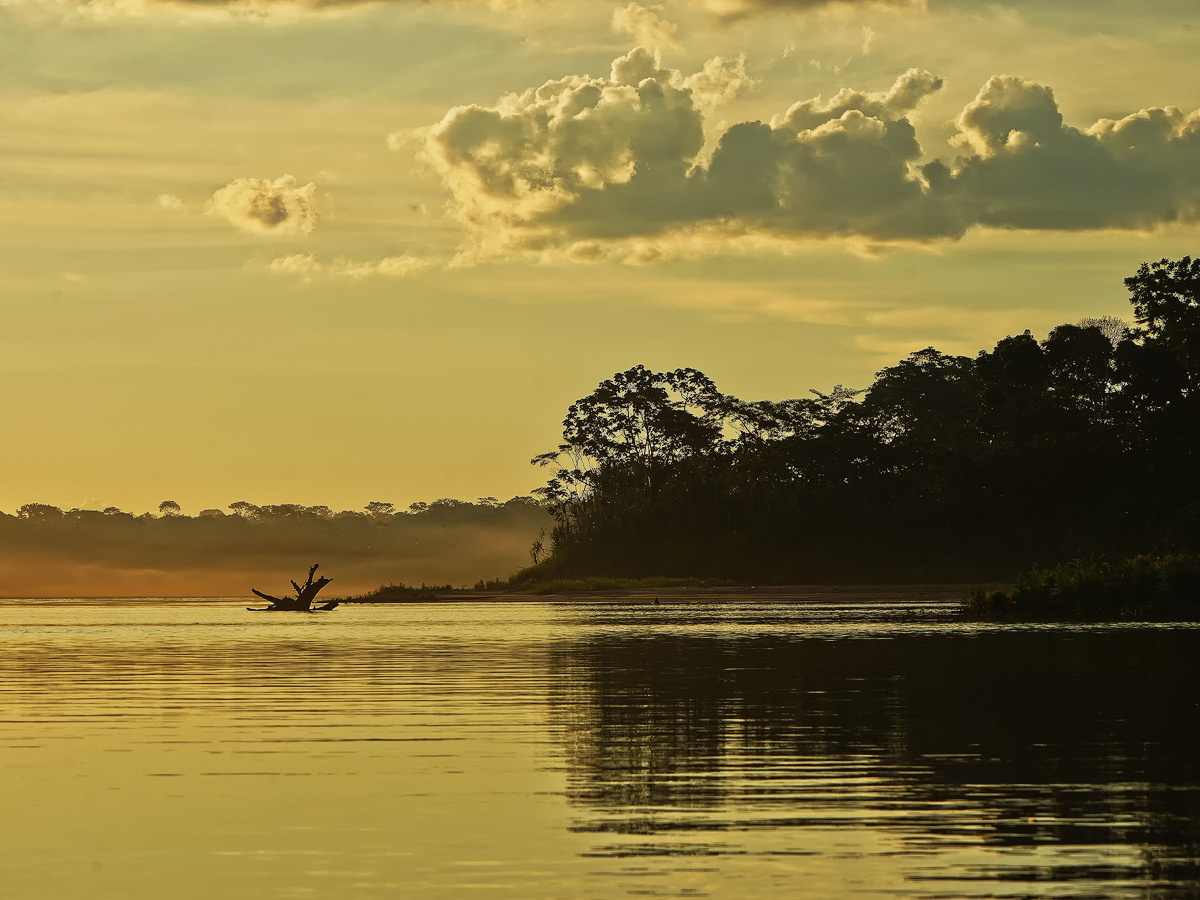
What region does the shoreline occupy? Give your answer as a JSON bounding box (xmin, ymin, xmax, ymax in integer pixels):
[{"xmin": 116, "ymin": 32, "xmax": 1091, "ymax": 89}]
[
  {"xmin": 342, "ymin": 584, "xmax": 975, "ymax": 604},
  {"xmin": 0, "ymin": 584, "xmax": 978, "ymax": 604}
]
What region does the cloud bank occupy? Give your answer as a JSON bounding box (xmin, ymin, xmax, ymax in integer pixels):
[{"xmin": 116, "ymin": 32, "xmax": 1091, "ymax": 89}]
[
  {"xmin": 699, "ymin": 0, "xmax": 924, "ymax": 20},
  {"xmin": 422, "ymin": 53, "xmax": 1200, "ymax": 260},
  {"xmin": 207, "ymin": 175, "xmax": 318, "ymax": 235},
  {"xmin": 19, "ymin": 0, "xmax": 928, "ymax": 19}
]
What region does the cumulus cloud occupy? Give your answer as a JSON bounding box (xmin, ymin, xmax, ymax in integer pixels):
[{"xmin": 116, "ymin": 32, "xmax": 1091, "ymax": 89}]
[
  {"xmin": 156, "ymin": 194, "xmax": 184, "ymax": 210},
  {"xmin": 206, "ymin": 175, "xmax": 318, "ymax": 236},
  {"xmin": 611, "ymin": 3, "xmax": 679, "ymax": 52},
  {"xmin": 423, "ymin": 55, "xmax": 944, "ymax": 254},
  {"xmin": 422, "ymin": 56, "xmax": 1200, "ymax": 260},
  {"xmin": 774, "ymin": 67, "xmax": 942, "ymax": 130},
  {"xmin": 683, "ymin": 54, "xmax": 753, "ymax": 112}
]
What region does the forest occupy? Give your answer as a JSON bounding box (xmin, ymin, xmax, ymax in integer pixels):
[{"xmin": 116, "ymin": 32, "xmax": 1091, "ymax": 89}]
[
  {"xmin": 528, "ymin": 256, "xmax": 1200, "ymax": 584},
  {"xmin": 0, "ymin": 497, "xmax": 549, "ymax": 597}
]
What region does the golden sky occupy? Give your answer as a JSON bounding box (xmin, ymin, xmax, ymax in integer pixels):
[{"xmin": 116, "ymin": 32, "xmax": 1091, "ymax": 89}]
[{"xmin": 2, "ymin": 0, "xmax": 1197, "ymax": 514}]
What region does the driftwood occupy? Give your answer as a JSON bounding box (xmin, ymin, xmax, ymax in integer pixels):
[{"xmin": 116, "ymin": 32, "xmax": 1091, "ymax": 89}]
[{"xmin": 251, "ymin": 564, "xmax": 335, "ymax": 611}]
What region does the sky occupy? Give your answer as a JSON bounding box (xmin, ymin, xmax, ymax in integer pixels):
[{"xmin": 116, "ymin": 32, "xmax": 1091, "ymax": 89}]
[{"xmin": 2, "ymin": 0, "xmax": 1198, "ymax": 515}]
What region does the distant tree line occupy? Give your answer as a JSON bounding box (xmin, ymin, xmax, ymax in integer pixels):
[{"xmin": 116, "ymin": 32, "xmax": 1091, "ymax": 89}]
[
  {"xmin": 0, "ymin": 497, "xmax": 550, "ymax": 596},
  {"xmin": 530, "ymin": 256, "xmax": 1200, "ymax": 583}
]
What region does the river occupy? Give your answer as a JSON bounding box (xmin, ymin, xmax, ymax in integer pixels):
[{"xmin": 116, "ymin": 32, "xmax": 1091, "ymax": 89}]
[{"xmin": 1, "ymin": 596, "xmax": 1197, "ymax": 898}]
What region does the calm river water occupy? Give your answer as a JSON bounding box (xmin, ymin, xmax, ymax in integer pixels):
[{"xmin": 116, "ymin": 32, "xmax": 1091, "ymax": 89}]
[{"xmin": 1, "ymin": 597, "xmax": 1197, "ymax": 899}]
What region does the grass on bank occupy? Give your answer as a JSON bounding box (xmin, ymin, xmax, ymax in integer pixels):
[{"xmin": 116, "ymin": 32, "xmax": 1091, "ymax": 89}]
[
  {"xmin": 340, "ymin": 582, "xmax": 453, "ymax": 603},
  {"xmin": 965, "ymin": 554, "xmax": 1200, "ymax": 621},
  {"xmin": 340, "ymin": 573, "xmax": 734, "ymax": 602},
  {"xmin": 507, "ymin": 575, "xmax": 734, "ymax": 595}
]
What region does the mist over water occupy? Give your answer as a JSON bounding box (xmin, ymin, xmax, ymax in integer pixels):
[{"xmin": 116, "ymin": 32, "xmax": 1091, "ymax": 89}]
[
  {"xmin": 0, "ymin": 498, "xmax": 549, "ymax": 597},
  {"xmin": 2, "ymin": 598, "xmax": 1197, "ymax": 898}
]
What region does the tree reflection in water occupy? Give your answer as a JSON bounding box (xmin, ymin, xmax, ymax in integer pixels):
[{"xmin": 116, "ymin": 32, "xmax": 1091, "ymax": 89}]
[{"xmin": 549, "ymin": 617, "xmax": 1200, "ymax": 895}]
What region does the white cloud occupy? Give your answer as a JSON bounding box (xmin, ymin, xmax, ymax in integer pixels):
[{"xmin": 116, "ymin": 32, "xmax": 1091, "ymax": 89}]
[
  {"xmin": 206, "ymin": 175, "xmax": 318, "ymax": 236},
  {"xmin": 268, "ymin": 253, "xmax": 435, "ymax": 279},
  {"xmin": 611, "ymin": 3, "xmax": 679, "ymax": 52},
  {"xmin": 156, "ymin": 194, "xmax": 184, "ymax": 210},
  {"xmin": 682, "ymin": 54, "xmax": 753, "ymax": 112},
  {"xmin": 331, "ymin": 254, "xmax": 436, "ymax": 278},
  {"xmin": 373, "ymin": 255, "xmax": 436, "ymax": 276},
  {"xmin": 268, "ymin": 252, "xmax": 323, "ymax": 277},
  {"xmin": 774, "ymin": 67, "xmax": 942, "ymax": 131}
]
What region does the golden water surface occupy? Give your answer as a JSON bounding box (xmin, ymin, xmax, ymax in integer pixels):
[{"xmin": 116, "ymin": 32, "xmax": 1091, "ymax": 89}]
[{"xmin": 1, "ymin": 598, "xmax": 1197, "ymax": 899}]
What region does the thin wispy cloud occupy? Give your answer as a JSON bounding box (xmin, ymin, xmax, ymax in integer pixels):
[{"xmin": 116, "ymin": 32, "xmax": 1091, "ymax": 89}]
[{"xmin": 267, "ymin": 253, "xmax": 437, "ymax": 278}]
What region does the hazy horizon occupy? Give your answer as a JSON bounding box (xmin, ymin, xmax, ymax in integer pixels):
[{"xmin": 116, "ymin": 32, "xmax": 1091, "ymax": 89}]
[{"xmin": 0, "ymin": 498, "xmax": 551, "ymax": 597}]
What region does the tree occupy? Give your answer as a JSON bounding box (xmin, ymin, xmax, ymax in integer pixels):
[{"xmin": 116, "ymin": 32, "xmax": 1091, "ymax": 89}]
[
  {"xmin": 229, "ymin": 501, "xmax": 261, "ymax": 519},
  {"xmin": 1127, "ymin": 256, "xmax": 1200, "ymax": 339},
  {"xmin": 1077, "ymin": 315, "xmax": 1129, "ymax": 347},
  {"xmin": 365, "ymin": 501, "xmax": 395, "ymax": 519},
  {"xmin": 16, "ymin": 503, "xmax": 63, "ymax": 521},
  {"xmin": 538, "ymin": 366, "xmax": 729, "ymax": 470},
  {"xmin": 159, "ymin": 500, "xmax": 182, "ymax": 517},
  {"xmin": 1126, "ymin": 255, "xmax": 1200, "ymax": 391}
]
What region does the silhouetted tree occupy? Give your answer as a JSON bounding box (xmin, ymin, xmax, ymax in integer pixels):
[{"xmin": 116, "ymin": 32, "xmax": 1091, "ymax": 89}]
[{"xmin": 530, "ymin": 257, "xmax": 1200, "ymax": 582}]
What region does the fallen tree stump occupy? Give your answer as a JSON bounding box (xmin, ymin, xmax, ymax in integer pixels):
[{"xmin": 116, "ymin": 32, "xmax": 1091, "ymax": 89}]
[{"xmin": 251, "ymin": 564, "xmax": 335, "ymax": 611}]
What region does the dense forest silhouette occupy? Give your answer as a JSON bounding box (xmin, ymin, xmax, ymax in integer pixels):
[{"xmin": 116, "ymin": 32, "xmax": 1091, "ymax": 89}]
[
  {"xmin": 0, "ymin": 497, "xmax": 548, "ymax": 597},
  {"xmin": 530, "ymin": 256, "xmax": 1200, "ymax": 583}
]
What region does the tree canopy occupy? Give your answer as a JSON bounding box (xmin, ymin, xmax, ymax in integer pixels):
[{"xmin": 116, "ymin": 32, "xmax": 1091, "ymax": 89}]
[{"xmin": 530, "ymin": 257, "xmax": 1200, "ymax": 583}]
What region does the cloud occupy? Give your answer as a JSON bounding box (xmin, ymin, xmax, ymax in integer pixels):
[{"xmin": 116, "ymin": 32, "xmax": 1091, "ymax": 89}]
[
  {"xmin": 268, "ymin": 252, "xmax": 323, "ymax": 278},
  {"xmin": 611, "ymin": 3, "xmax": 679, "ymax": 52},
  {"xmin": 682, "ymin": 54, "xmax": 753, "ymax": 112},
  {"xmin": 423, "ymin": 57, "xmax": 1200, "ymax": 261},
  {"xmin": 206, "ymin": 175, "xmax": 318, "ymax": 236},
  {"xmin": 331, "ymin": 254, "xmax": 436, "ymax": 278},
  {"xmin": 12, "ymin": 0, "xmax": 381, "ymax": 21},
  {"xmin": 267, "ymin": 253, "xmax": 435, "ymax": 279},
  {"xmin": 697, "ymin": 0, "xmax": 925, "ymax": 21},
  {"xmin": 12, "ymin": 0, "xmax": 930, "ymax": 22},
  {"xmin": 156, "ymin": 194, "xmax": 184, "ymax": 210},
  {"xmin": 774, "ymin": 67, "xmax": 942, "ymax": 131},
  {"xmin": 944, "ymin": 77, "xmax": 1200, "ymax": 231}
]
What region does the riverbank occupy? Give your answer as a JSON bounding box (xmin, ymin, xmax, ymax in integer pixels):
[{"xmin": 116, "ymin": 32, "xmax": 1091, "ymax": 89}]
[{"xmin": 339, "ymin": 583, "xmax": 973, "ymax": 604}]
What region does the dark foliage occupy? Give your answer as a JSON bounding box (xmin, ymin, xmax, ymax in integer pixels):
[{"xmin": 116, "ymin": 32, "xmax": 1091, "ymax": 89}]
[
  {"xmin": 965, "ymin": 554, "xmax": 1200, "ymax": 620},
  {"xmin": 532, "ymin": 257, "xmax": 1200, "ymax": 583}
]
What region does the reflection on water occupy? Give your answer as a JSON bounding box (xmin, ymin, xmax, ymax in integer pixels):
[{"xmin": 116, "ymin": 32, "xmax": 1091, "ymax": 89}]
[
  {"xmin": 551, "ymin": 602, "xmax": 1200, "ymax": 898},
  {"xmin": 1, "ymin": 598, "xmax": 1198, "ymax": 898}
]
